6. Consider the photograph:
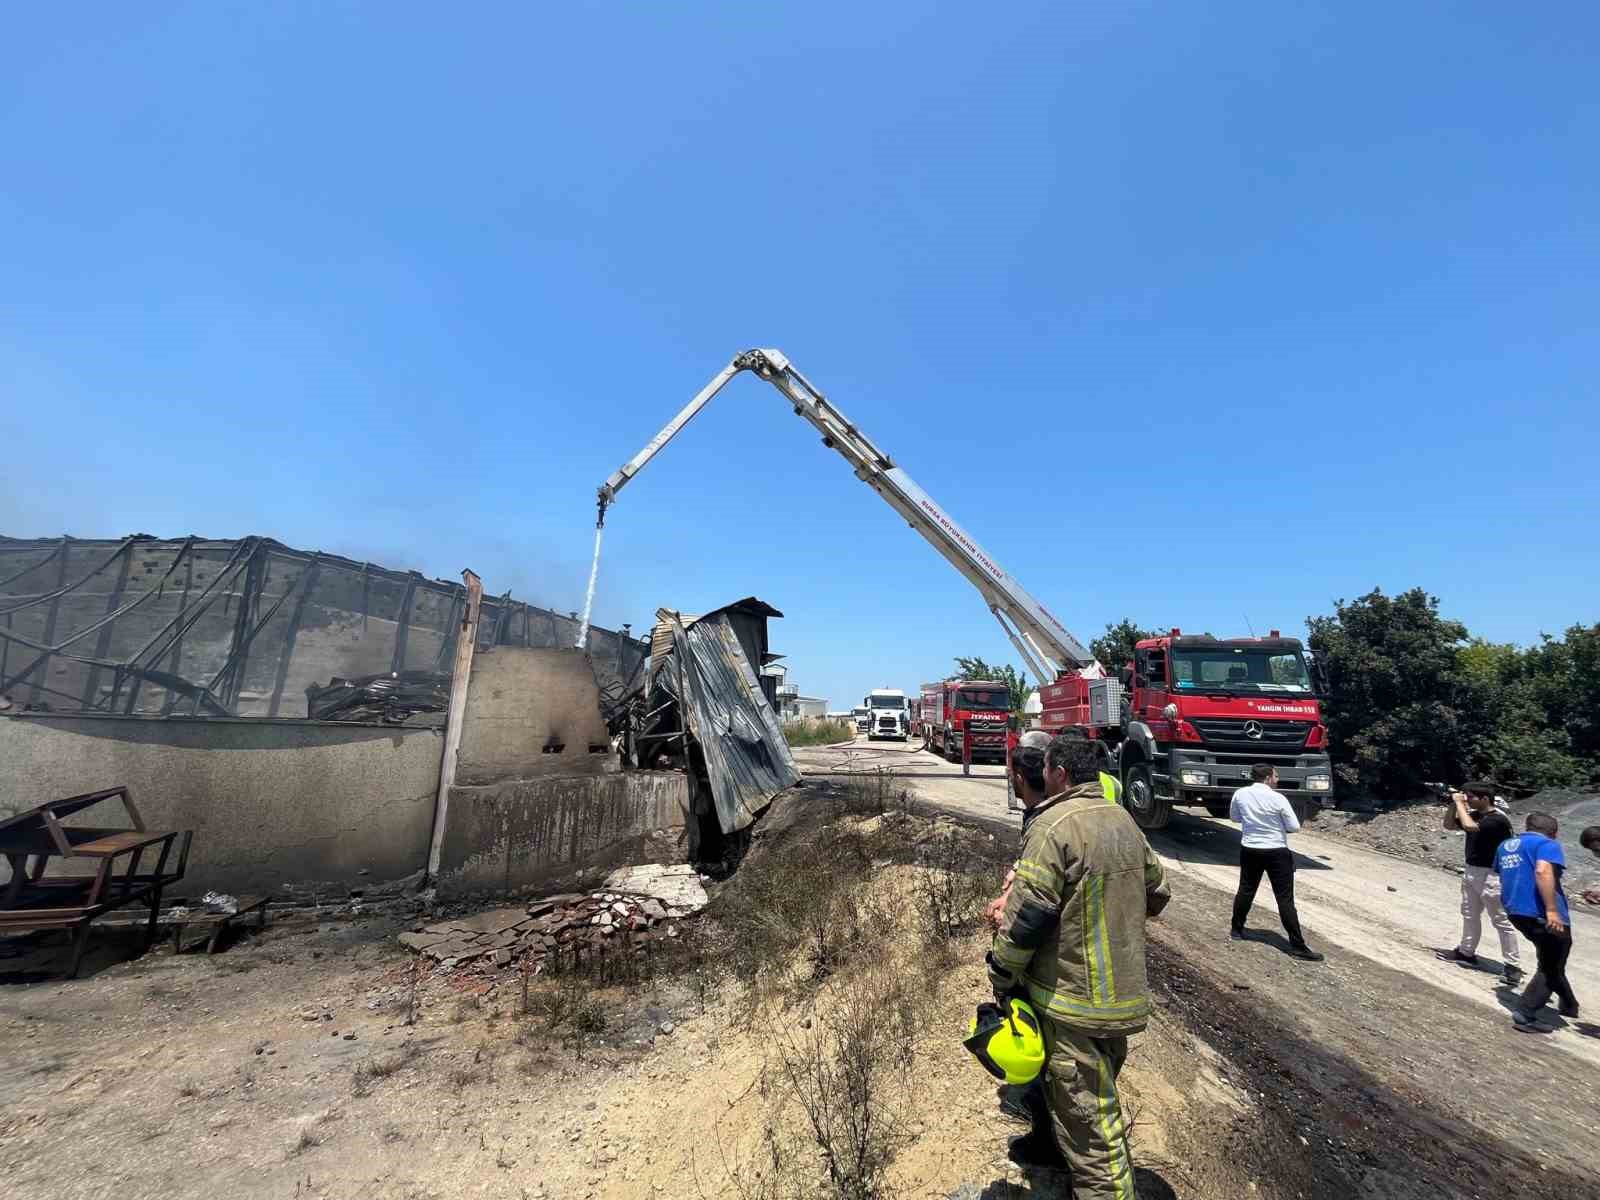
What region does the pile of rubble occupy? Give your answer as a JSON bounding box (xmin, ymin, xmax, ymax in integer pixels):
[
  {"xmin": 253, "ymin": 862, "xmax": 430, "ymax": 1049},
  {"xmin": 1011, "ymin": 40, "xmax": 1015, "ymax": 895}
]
[{"xmin": 399, "ymin": 864, "xmax": 708, "ymax": 972}]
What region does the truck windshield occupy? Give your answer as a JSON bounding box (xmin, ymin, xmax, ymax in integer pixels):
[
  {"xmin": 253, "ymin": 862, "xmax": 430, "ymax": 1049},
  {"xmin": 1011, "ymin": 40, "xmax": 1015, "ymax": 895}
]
[
  {"xmin": 869, "ymin": 696, "xmax": 905, "ymax": 708},
  {"xmin": 1170, "ymin": 648, "xmax": 1314, "ymax": 694},
  {"xmin": 956, "ymin": 689, "xmax": 1010, "ymax": 711}
]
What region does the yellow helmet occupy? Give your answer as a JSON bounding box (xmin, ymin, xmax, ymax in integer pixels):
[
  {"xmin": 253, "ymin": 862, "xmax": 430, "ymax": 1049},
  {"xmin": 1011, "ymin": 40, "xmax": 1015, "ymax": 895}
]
[{"xmin": 963, "ymin": 998, "xmax": 1045, "ymax": 1086}]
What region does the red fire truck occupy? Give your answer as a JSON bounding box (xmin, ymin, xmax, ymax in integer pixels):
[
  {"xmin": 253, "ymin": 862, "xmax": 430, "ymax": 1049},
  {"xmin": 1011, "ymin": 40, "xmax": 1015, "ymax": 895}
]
[
  {"xmin": 586, "ymin": 349, "xmax": 1334, "ymax": 829},
  {"xmin": 920, "ymin": 678, "xmax": 1012, "ymax": 763},
  {"xmin": 1038, "ymin": 632, "xmax": 1330, "ymax": 826}
]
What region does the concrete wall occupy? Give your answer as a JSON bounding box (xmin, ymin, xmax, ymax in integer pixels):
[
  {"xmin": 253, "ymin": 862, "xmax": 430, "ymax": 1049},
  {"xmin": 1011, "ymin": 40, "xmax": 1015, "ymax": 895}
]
[
  {"xmin": 454, "ymin": 647, "xmax": 616, "ymax": 785},
  {"xmin": 432, "ymin": 645, "xmax": 685, "ymax": 897},
  {"xmin": 0, "ymin": 714, "xmax": 442, "ymax": 897},
  {"xmin": 0, "ymin": 626, "xmax": 687, "ymax": 906},
  {"xmin": 433, "ymin": 772, "xmax": 688, "ymax": 897}
]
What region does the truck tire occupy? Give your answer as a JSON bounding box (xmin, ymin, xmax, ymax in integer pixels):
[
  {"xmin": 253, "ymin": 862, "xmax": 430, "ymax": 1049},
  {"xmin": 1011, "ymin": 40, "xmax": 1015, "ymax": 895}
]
[
  {"xmin": 944, "ymin": 727, "xmax": 960, "ymax": 763},
  {"xmin": 1204, "ymin": 800, "xmax": 1231, "ymax": 819},
  {"xmin": 1124, "ymin": 763, "xmax": 1171, "ymax": 830},
  {"xmin": 1291, "ymin": 796, "xmax": 1315, "ymax": 825}
]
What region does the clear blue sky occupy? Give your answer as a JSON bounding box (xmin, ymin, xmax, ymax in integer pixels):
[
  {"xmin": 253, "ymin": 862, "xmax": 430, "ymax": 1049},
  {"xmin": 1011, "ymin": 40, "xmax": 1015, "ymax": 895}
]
[{"xmin": 4, "ymin": 4, "xmax": 1596, "ymax": 711}]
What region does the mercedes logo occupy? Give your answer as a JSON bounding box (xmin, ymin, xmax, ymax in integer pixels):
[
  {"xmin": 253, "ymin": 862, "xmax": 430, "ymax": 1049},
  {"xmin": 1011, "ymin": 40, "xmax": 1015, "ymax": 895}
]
[{"xmin": 1243, "ymin": 720, "xmax": 1264, "ymax": 740}]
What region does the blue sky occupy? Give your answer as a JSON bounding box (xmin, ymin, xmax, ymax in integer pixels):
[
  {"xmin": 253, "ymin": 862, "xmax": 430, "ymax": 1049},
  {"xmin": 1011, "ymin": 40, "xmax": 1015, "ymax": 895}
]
[{"xmin": 3, "ymin": 3, "xmax": 1596, "ymax": 711}]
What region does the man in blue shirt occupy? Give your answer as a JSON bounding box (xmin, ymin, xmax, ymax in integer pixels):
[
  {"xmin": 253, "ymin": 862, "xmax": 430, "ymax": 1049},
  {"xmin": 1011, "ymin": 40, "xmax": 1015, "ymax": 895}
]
[{"xmin": 1495, "ymin": 813, "xmax": 1578, "ymax": 1030}]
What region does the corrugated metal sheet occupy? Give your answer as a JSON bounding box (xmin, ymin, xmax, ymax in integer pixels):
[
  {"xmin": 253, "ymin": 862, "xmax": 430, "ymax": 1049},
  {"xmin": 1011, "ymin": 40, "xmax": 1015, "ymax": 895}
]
[
  {"xmin": 650, "ymin": 599, "xmax": 782, "ymax": 676},
  {"xmin": 655, "ymin": 610, "xmax": 800, "ymax": 835},
  {"xmin": 650, "ymin": 610, "xmax": 698, "ymax": 670}
]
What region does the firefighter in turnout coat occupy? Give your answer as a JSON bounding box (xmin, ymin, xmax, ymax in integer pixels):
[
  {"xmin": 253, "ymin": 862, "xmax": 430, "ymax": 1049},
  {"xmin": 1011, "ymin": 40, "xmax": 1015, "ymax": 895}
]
[{"xmin": 987, "ymin": 736, "xmax": 1171, "ymax": 1199}]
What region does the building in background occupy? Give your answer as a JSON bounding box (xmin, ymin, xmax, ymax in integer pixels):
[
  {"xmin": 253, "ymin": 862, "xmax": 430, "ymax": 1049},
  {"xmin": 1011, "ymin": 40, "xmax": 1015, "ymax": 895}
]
[{"xmin": 761, "ymin": 661, "xmax": 828, "ymax": 722}]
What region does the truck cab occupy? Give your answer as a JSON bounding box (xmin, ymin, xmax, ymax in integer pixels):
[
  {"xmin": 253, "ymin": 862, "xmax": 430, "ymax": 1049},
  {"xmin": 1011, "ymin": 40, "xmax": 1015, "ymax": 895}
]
[
  {"xmin": 852, "ymin": 705, "xmax": 872, "ymax": 735},
  {"xmin": 1040, "ymin": 630, "xmax": 1333, "ymax": 829},
  {"xmin": 866, "ymin": 687, "xmax": 910, "ymax": 741},
  {"xmin": 921, "ymin": 678, "xmax": 1011, "ymax": 762}
]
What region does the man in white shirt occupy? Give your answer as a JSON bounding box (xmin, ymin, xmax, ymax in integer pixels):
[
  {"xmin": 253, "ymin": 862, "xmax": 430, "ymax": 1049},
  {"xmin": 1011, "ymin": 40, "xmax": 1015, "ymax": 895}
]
[{"xmin": 1229, "ymin": 763, "xmax": 1323, "ymax": 962}]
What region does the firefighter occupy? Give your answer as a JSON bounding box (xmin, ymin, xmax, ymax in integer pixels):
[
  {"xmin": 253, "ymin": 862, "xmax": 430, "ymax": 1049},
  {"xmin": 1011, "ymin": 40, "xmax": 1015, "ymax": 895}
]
[
  {"xmin": 987, "ymin": 736, "xmax": 1171, "ymax": 1198},
  {"xmin": 987, "ymin": 731, "xmax": 1053, "ymax": 925},
  {"xmin": 1005, "ymin": 726, "xmax": 1024, "ymax": 813}
]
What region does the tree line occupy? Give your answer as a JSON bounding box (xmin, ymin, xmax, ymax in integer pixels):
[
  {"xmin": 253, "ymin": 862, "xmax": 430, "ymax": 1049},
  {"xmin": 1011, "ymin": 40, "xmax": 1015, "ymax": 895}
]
[{"xmin": 961, "ymin": 590, "xmax": 1599, "ymax": 803}]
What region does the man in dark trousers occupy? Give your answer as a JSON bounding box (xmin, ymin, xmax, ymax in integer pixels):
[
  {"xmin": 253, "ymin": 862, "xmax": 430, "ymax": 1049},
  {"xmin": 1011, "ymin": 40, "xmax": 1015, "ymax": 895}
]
[
  {"xmin": 1438, "ymin": 781, "xmax": 1521, "ymax": 985},
  {"xmin": 1230, "ymin": 763, "xmax": 1323, "ymax": 961},
  {"xmin": 1497, "ymin": 813, "xmax": 1578, "ymax": 1030}
]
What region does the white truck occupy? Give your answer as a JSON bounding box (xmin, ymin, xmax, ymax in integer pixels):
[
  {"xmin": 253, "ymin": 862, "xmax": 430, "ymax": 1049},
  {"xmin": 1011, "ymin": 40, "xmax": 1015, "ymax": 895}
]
[{"xmin": 866, "ymin": 688, "xmax": 910, "ymax": 741}]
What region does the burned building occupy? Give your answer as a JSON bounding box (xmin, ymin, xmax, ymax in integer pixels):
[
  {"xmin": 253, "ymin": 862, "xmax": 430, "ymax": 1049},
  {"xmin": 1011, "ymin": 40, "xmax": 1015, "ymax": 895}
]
[
  {"xmin": 0, "ymin": 534, "xmax": 673, "ymax": 902},
  {"xmin": 0, "ymin": 534, "xmax": 645, "ymax": 720}
]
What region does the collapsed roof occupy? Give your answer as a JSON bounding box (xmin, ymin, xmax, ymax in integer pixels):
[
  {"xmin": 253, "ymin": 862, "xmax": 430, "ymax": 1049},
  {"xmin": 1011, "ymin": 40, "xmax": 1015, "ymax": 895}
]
[{"xmin": 0, "ymin": 534, "xmax": 646, "ymax": 721}]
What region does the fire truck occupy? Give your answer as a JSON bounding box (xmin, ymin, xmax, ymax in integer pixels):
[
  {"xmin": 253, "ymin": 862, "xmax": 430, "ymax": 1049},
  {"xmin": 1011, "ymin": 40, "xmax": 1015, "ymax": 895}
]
[
  {"xmin": 1036, "ymin": 633, "xmax": 1331, "ymax": 826},
  {"xmin": 581, "ymin": 349, "xmax": 1334, "ymax": 829},
  {"xmin": 920, "ymin": 678, "xmax": 1011, "ymax": 763}
]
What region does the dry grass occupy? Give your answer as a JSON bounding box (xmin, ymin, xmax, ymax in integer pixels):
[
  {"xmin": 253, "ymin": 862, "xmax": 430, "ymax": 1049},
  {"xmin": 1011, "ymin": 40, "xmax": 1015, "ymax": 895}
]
[
  {"xmin": 351, "ymin": 1041, "xmax": 422, "ymax": 1096},
  {"xmin": 769, "ymin": 967, "xmax": 916, "ymax": 1200},
  {"xmin": 714, "ymin": 821, "xmax": 889, "ymax": 1006},
  {"xmin": 700, "ymin": 801, "xmax": 997, "ymax": 1200},
  {"xmin": 911, "ymin": 826, "xmax": 994, "ymax": 946}
]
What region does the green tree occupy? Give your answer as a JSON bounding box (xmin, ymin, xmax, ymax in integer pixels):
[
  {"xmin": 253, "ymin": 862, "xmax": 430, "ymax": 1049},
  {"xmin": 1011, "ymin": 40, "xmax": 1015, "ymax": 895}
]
[
  {"xmin": 953, "ymin": 657, "xmax": 1029, "ymax": 713},
  {"xmin": 1090, "ymin": 620, "xmax": 1158, "ymax": 676},
  {"xmin": 1471, "ymin": 680, "xmax": 1582, "ymax": 790},
  {"xmin": 1306, "ymin": 588, "xmax": 1475, "ymax": 801},
  {"xmin": 1520, "ymin": 623, "xmax": 1600, "ymax": 773},
  {"xmin": 1467, "ymin": 622, "xmax": 1600, "ymax": 790}
]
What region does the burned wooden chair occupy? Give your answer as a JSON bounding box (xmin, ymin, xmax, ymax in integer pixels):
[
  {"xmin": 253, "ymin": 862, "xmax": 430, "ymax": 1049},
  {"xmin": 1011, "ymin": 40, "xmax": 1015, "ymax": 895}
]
[{"xmin": 0, "ymin": 786, "xmax": 192, "ymax": 978}]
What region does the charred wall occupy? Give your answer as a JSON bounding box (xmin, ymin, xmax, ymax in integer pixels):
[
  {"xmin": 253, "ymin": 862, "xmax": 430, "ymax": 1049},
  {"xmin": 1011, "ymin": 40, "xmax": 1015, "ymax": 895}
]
[
  {"xmin": 432, "ymin": 772, "xmax": 688, "ymax": 898},
  {"xmin": 0, "ymin": 713, "xmax": 441, "ymax": 897}
]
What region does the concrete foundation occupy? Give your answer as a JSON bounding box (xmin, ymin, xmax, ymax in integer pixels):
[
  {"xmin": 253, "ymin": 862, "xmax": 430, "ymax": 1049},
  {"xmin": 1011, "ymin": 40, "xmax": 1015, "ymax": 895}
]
[{"xmin": 432, "ymin": 772, "xmax": 688, "ymax": 897}]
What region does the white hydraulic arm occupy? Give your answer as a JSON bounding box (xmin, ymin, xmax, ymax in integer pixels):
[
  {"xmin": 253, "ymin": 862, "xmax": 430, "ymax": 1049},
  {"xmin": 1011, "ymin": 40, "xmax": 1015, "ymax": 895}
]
[{"xmin": 578, "ymin": 349, "xmax": 1092, "ymax": 683}]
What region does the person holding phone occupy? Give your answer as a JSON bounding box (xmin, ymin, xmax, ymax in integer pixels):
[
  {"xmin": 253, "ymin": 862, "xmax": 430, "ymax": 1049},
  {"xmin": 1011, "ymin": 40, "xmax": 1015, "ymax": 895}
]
[{"xmin": 1438, "ymin": 781, "xmax": 1521, "ymax": 986}]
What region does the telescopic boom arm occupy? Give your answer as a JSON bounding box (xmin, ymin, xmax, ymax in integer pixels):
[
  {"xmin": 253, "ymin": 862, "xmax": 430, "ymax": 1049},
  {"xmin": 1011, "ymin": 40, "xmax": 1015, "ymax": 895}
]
[{"xmin": 581, "ymin": 349, "xmax": 1092, "ymax": 681}]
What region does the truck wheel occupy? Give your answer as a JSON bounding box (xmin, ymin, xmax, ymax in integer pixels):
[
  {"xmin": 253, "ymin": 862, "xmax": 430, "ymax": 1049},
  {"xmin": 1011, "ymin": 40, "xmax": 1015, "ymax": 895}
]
[
  {"xmin": 1124, "ymin": 764, "xmax": 1171, "ymax": 830},
  {"xmin": 1291, "ymin": 796, "xmax": 1315, "ymax": 825},
  {"xmin": 1204, "ymin": 801, "xmax": 1231, "ymax": 819},
  {"xmin": 944, "ymin": 728, "xmax": 960, "ymax": 763}
]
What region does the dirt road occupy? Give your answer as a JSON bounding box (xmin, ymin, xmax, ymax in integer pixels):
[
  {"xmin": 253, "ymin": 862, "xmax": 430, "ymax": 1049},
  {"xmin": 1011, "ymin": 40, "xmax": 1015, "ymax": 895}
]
[
  {"xmin": 794, "ymin": 735, "xmax": 1600, "ymax": 1189},
  {"xmin": 795, "ymin": 735, "xmax": 1600, "ymax": 1052}
]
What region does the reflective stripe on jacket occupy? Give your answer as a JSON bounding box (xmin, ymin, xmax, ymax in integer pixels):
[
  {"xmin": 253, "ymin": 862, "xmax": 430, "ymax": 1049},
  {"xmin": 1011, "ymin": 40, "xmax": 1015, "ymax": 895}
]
[{"xmin": 991, "ymin": 780, "xmax": 1171, "ymax": 1034}]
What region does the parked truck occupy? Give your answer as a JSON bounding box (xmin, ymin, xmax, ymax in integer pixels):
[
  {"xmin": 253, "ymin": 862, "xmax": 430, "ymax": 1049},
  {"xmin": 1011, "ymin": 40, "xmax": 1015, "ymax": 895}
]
[
  {"xmin": 920, "ymin": 678, "xmax": 1011, "ymax": 762},
  {"xmin": 866, "ymin": 687, "xmax": 911, "ymax": 741},
  {"xmin": 584, "ymin": 349, "xmax": 1334, "ymax": 828}
]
